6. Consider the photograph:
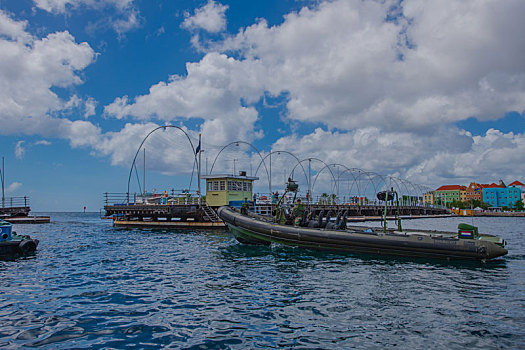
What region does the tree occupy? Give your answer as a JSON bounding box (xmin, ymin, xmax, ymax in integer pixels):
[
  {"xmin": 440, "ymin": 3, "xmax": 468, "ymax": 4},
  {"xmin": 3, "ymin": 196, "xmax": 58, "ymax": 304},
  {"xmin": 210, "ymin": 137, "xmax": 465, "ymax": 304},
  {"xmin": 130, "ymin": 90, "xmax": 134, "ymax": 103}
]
[
  {"xmin": 515, "ymin": 199, "xmax": 524, "ymax": 211},
  {"xmin": 451, "ymin": 199, "xmax": 465, "ymax": 209}
]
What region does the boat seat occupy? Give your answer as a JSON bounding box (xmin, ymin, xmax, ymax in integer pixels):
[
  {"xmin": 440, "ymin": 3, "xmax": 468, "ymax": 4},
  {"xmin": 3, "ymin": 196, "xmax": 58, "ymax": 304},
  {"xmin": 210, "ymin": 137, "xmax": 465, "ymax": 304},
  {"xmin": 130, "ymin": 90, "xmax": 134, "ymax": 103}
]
[
  {"xmin": 308, "ymin": 221, "xmax": 319, "ymax": 228},
  {"xmin": 320, "ymin": 210, "xmax": 333, "ymax": 229},
  {"xmin": 316, "ymin": 210, "xmax": 325, "ymax": 228},
  {"xmin": 325, "ymin": 222, "xmax": 337, "ymax": 230},
  {"xmin": 299, "ymin": 210, "xmax": 309, "ymax": 227}
]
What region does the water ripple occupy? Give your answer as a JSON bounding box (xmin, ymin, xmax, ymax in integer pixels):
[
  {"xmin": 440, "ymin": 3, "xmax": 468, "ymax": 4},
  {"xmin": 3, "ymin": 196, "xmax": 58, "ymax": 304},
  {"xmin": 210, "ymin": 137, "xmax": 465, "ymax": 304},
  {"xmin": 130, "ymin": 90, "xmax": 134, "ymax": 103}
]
[{"xmin": 0, "ymin": 213, "xmax": 523, "ymax": 349}]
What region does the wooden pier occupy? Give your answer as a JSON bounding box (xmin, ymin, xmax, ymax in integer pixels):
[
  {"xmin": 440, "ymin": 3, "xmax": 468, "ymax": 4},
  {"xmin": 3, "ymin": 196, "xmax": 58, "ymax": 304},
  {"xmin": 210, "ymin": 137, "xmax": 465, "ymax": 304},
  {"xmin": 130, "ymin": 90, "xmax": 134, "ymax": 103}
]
[
  {"xmin": 104, "ymin": 202, "xmax": 226, "ymax": 229},
  {"xmin": 0, "ymin": 196, "xmax": 31, "ymax": 217},
  {"xmin": 0, "ymin": 196, "xmax": 50, "ymax": 223},
  {"xmin": 103, "ymin": 200, "xmax": 448, "ymax": 229},
  {"xmin": 3, "ymin": 216, "xmax": 51, "ymax": 224}
]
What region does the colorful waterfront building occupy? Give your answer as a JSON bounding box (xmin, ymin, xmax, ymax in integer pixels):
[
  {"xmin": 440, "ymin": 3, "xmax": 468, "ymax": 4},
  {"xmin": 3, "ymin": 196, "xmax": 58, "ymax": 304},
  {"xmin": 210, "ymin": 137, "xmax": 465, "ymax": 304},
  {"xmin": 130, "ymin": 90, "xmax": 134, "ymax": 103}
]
[
  {"xmin": 423, "ymin": 191, "xmax": 434, "ymax": 205},
  {"xmin": 482, "ymin": 180, "xmax": 522, "ymax": 209},
  {"xmin": 508, "ymin": 181, "xmax": 525, "ymax": 204},
  {"xmin": 434, "ymin": 185, "xmax": 465, "ymax": 206},
  {"xmin": 460, "ymin": 182, "xmax": 484, "ymax": 202}
]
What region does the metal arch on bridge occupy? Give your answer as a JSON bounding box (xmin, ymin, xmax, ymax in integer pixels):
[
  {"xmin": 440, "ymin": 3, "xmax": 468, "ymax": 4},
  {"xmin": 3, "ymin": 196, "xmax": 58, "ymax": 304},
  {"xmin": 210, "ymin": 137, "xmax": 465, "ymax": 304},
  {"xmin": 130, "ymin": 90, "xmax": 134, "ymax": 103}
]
[
  {"xmin": 313, "ymin": 164, "xmax": 382, "ymax": 202},
  {"xmin": 312, "ymin": 163, "xmax": 356, "ymax": 198},
  {"xmin": 399, "ymin": 178, "xmax": 420, "ymax": 204},
  {"xmin": 288, "ymin": 158, "xmax": 337, "ymax": 199},
  {"xmin": 209, "ymin": 141, "xmax": 271, "ymax": 194},
  {"xmin": 253, "ymin": 150, "xmax": 309, "ymax": 192},
  {"xmin": 337, "ymin": 167, "xmax": 377, "ymax": 201},
  {"xmin": 357, "ymin": 171, "xmax": 385, "ymax": 200},
  {"xmin": 127, "ymin": 125, "xmax": 197, "ymax": 203},
  {"xmin": 310, "ymin": 164, "xmax": 428, "ymax": 205}
]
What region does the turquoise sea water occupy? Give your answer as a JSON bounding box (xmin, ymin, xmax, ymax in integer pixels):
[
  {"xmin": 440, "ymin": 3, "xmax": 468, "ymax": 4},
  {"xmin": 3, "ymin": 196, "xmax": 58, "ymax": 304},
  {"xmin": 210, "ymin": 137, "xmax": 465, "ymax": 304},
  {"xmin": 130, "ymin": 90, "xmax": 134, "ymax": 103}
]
[{"xmin": 1, "ymin": 213, "xmax": 524, "ymax": 349}]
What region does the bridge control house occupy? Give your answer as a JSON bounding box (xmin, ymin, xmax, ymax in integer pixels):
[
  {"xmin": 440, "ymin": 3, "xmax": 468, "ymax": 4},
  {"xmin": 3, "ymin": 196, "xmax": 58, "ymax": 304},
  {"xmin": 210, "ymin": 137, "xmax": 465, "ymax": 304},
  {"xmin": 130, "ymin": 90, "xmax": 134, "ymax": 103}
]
[{"xmin": 202, "ymin": 172, "xmax": 258, "ymax": 208}]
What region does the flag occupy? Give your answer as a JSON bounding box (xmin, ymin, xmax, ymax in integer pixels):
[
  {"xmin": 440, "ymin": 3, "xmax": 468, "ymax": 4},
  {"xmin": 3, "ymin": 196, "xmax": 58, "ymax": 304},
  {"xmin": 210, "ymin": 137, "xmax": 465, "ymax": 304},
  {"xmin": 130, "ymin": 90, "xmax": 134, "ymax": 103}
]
[{"xmin": 195, "ymin": 140, "xmax": 201, "ymax": 154}]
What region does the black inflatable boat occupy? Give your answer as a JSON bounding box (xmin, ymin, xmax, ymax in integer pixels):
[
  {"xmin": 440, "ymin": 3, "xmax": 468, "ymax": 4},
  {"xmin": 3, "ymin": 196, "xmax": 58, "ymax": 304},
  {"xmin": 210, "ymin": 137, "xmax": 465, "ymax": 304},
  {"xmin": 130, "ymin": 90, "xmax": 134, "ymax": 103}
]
[{"xmin": 217, "ymin": 206, "xmax": 508, "ymax": 261}]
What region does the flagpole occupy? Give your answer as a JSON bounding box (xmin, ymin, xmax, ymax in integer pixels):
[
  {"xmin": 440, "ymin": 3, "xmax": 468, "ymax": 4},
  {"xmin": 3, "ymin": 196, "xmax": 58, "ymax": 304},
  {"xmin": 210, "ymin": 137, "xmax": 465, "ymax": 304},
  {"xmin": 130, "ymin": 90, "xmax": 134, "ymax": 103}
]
[
  {"xmin": 1, "ymin": 157, "xmax": 4, "ymax": 209},
  {"xmin": 198, "ymin": 133, "xmax": 202, "ymax": 207}
]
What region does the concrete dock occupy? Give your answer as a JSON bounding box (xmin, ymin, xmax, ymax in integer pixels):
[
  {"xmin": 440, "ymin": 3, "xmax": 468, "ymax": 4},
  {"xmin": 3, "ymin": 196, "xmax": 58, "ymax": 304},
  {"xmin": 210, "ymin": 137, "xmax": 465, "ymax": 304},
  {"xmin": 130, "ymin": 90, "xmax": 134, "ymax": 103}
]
[{"xmin": 4, "ymin": 216, "xmax": 51, "ymax": 224}]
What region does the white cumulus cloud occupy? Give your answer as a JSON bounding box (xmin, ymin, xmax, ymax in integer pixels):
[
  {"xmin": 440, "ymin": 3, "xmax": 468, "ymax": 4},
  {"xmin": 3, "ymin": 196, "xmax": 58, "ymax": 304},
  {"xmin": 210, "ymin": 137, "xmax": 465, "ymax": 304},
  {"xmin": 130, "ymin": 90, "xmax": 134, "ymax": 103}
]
[
  {"xmin": 104, "ymin": 52, "xmax": 265, "ymax": 146},
  {"xmin": 6, "ymin": 182, "xmax": 22, "ymax": 194},
  {"xmin": 33, "ymin": 0, "xmax": 140, "ymax": 35},
  {"xmin": 35, "ymin": 140, "xmax": 52, "ymax": 146},
  {"xmin": 182, "ymin": 0, "xmax": 229, "ymax": 33},
  {"xmin": 217, "ymin": 0, "xmax": 525, "ymax": 131},
  {"xmin": 33, "ymin": 0, "xmax": 133, "ymax": 13},
  {"xmin": 98, "ymin": 0, "xmax": 525, "ymax": 185},
  {"xmin": 270, "ymin": 126, "xmax": 525, "ymax": 189},
  {"xmin": 0, "ymin": 10, "xmax": 99, "ymax": 147}
]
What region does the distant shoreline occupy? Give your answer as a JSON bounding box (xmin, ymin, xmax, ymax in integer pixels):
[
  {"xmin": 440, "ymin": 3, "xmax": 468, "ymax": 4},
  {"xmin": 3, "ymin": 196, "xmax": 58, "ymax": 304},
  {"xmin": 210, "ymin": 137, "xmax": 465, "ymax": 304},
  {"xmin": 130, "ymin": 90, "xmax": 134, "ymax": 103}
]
[{"xmin": 472, "ymin": 212, "xmax": 525, "ymax": 217}]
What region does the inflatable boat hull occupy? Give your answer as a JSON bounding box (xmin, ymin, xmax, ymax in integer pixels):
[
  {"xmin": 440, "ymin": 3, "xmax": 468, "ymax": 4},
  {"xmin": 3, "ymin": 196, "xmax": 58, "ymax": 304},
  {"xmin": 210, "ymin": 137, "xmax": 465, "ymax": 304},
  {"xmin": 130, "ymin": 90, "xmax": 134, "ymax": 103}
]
[{"xmin": 217, "ymin": 206, "xmax": 507, "ymax": 261}]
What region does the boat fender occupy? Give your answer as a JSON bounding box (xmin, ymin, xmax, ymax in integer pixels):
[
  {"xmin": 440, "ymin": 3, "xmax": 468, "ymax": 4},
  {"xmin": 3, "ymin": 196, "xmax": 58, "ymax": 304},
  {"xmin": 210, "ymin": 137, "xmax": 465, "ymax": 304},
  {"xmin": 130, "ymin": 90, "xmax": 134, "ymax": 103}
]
[{"xmin": 18, "ymin": 239, "xmax": 37, "ymax": 255}]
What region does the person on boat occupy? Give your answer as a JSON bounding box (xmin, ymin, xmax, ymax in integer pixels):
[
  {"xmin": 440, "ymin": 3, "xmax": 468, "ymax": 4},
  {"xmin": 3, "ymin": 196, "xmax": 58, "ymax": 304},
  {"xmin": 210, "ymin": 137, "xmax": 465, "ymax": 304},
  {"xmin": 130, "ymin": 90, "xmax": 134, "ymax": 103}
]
[
  {"xmin": 241, "ymin": 198, "xmax": 249, "ymax": 215},
  {"xmin": 293, "ymin": 199, "xmax": 305, "ymax": 226}
]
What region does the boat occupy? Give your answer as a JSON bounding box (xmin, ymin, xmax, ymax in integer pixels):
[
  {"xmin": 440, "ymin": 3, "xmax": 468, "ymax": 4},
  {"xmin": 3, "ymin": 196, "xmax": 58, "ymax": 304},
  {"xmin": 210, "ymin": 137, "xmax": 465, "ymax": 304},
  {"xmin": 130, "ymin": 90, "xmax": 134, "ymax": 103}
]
[
  {"xmin": 0, "ymin": 219, "xmax": 39, "ymax": 259},
  {"xmin": 217, "ymin": 181, "xmax": 508, "ymax": 261}
]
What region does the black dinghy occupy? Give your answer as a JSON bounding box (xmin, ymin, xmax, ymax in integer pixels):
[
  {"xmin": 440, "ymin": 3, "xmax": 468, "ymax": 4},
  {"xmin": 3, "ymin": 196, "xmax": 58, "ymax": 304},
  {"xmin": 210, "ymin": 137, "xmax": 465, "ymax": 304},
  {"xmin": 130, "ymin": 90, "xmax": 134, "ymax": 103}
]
[
  {"xmin": 218, "ymin": 182, "xmax": 507, "ymax": 261},
  {"xmin": 218, "ymin": 206, "xmax": 507, "ymax": 260}
]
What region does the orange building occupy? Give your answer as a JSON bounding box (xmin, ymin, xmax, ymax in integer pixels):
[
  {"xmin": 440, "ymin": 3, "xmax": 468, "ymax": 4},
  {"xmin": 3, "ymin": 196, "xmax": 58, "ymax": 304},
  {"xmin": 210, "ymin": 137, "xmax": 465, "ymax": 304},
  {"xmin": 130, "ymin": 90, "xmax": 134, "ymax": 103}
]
[{"xmin": 460, "ymin": 182, "xmax": 484, "ymax": 202}]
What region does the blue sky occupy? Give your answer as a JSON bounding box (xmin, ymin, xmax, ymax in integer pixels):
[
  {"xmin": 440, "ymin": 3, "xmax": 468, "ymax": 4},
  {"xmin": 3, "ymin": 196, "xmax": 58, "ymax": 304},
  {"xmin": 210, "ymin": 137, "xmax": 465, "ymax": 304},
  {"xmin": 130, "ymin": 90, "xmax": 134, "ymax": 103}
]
[{"xmin": 1, "ymin": 0, "xmax": 524, "ymax": 211}]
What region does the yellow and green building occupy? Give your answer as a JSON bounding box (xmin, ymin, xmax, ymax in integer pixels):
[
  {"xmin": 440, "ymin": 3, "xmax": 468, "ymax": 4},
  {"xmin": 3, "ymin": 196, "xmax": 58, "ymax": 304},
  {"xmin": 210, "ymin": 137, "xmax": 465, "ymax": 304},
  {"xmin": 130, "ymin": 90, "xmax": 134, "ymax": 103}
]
[
  {"xmin": 434, "ymin": 185, "xmax": 465, "ymax": 206},
  {"xmin": 202, "ymin": 173, "xmax": 258, "ymax": 208},
  {"xmin": 423, "ymin": 191, "xmax": 434, "ymax": 205}
]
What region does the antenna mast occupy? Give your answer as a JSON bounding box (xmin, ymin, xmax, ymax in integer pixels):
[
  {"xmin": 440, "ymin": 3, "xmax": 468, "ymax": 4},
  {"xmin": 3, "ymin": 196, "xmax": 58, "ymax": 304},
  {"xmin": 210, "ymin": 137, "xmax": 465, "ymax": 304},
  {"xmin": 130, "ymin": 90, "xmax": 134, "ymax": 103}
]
[{"xmin": 1, "ymin": 157, "xmax": 4, "ymax": 208}]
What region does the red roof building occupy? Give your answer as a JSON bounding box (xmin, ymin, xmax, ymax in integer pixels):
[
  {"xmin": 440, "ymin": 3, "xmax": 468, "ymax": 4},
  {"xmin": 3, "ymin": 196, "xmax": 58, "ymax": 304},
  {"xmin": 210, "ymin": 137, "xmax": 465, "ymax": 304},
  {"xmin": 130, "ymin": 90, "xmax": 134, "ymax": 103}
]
[
  {"xmin": 461, "ymin": 182, "xmax": 483, "ymax": 202},
  {"xmin": 435, "ymin": 185, "xmax": 465, "ymax": 191},
  {"xmin": 434, "ymin": 185, "xmax": 465, "ymax": 205},
  {"xmin": 482, "ymin": 183, "xmax": 506, "ymax": 188}
]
